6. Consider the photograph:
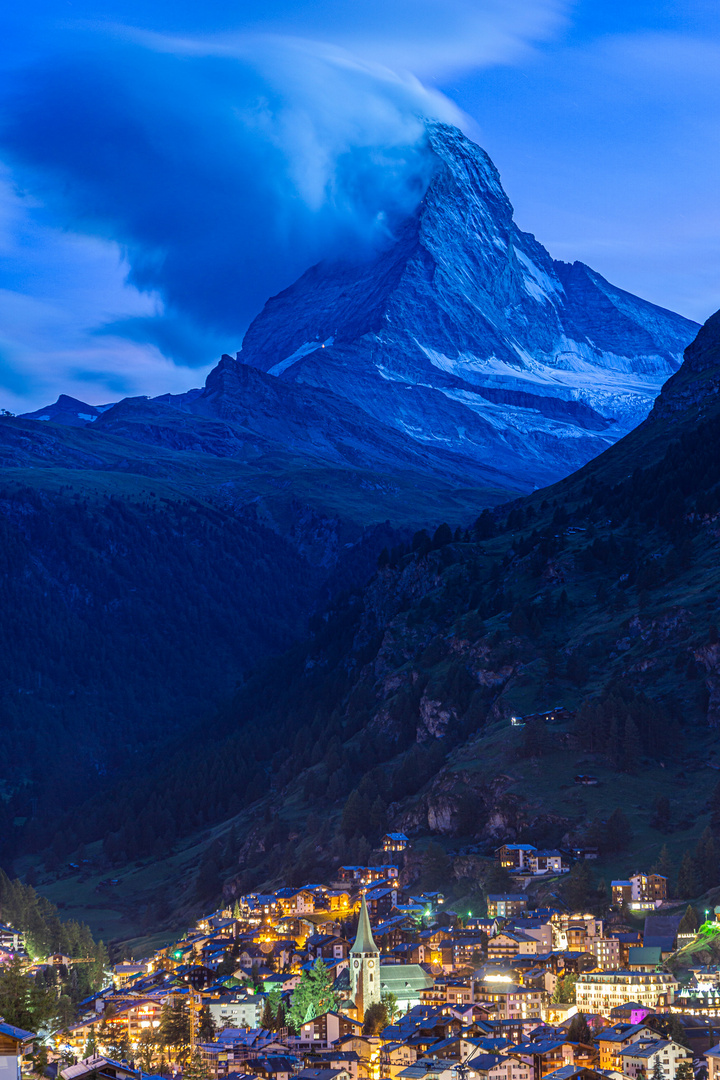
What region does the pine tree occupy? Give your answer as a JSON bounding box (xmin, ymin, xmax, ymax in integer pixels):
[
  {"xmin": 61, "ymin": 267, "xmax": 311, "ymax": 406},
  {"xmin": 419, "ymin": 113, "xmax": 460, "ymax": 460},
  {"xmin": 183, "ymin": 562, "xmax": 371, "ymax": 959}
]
[
  {"xmin": 605, "ymin": 808, "xmax": 632, "ymax": 852},
  {"xmin": 551, "ymin": 974, "xmax": 577, "ymax": 1004},
  {"xmin": 136, "ymin": 1030, "xmax": 157, "ymax": 1073},
  {"xmin": 652, "ymin": 1058, "xmax": 665, "ymax": 1080},
  {"xmin": 563, "ymin": 863, "xmax": 593, "ymax": 912},
  {"xmin": 363, "ymin": 1001, "xmax": 389, "ymax": 1035},
  {"xmin": 422, "ymin": 842, "xmax": 451, "ymax": 891},
  {"xmin": 83, "ymin": 1027, "xmax": 98, "ymax": 1059},
  {"xmin": 198, "ymin": 1005, "xmax": 216, "ymax": 1041},
  {"xmin": 287, "ymin": 958, "xmax": 340, "ymax": 1033},
  {"xmin": 651, "ymin": 796, "xmax": 671, "ymax": 832},
  {"xmin": 652, "ymin": 844, "xmax": 674, "ymax": 892},
  {"xmin": 184, "ymin": 1049, "xmax": 209, "ymax": 1080},
  {"xmin": 676, "ymin": 852, "xmax": 699, "ymax": 899},
  {"xmin": 260, "ymin": 997, "xmax": 275, "ymax": 1030},
  {"xmin": 567, "ymin": 1012, "xmax": 592, "ymax": 1045},
  {"xmin": 695, "ymin": 827, "xmax": 719, "ymax": 891},
  {"xmin": 675, "ymin": 1061, "xmax": 693, "ymax": 1080},
  {"xmin": 678, "ymin": 904, "xmax": 699, "ymax": 935},
  {"xmin": 340, "ymin": 791, "xmax": 365, "ymax": 839}
]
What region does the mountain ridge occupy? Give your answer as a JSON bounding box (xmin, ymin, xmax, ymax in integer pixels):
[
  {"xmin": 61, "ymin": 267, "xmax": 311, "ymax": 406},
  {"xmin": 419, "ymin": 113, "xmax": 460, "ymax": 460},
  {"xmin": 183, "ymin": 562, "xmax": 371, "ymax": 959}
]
[{"xmin": 238, "ymin": 121, "xmax": 698, "ymax": 489}]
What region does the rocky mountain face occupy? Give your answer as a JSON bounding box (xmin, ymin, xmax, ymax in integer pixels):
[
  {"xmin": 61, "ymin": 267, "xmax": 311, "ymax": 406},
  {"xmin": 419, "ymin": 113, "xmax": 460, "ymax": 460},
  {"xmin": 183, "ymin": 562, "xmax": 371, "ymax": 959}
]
[{"xmin": 240, "ymin": 122, "xmax": 698, "ymax": 489}]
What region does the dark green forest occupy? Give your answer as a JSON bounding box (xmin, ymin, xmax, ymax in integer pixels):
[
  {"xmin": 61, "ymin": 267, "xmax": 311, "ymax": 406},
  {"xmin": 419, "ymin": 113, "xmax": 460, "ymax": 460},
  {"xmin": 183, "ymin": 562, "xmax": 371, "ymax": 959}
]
[
  {"xmin": 0, "ymin": 482, "xmax": 405, "ymax": 863},
  {"xmin": 15, "ymin": 389, "xmax": 720, "ymax": 906}
]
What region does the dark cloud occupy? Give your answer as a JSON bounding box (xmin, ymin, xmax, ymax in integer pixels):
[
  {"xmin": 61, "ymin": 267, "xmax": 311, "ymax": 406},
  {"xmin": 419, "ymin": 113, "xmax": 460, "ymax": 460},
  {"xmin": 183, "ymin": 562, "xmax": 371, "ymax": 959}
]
[
  {"xmin": 0, "ymin": 34, "xmax": 458, "ymax": 361},
  {"xmin": 96, "ymin": 313, "xmax": 226, "ymax": 368}
]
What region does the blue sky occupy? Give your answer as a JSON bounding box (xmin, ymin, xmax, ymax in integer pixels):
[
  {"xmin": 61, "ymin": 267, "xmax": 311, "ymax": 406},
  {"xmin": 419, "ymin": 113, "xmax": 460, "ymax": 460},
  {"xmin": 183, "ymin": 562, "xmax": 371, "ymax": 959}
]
[{"xmin": 0, "ymin": 0, "xmax": 718, "ymax": 411}]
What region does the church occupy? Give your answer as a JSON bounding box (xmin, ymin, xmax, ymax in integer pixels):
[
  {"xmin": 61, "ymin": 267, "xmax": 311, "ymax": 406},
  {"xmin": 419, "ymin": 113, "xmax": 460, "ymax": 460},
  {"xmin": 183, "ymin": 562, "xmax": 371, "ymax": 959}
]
[{"xmin": 340, "ymin": 894, "xmax": 433, "ymax": 1021}]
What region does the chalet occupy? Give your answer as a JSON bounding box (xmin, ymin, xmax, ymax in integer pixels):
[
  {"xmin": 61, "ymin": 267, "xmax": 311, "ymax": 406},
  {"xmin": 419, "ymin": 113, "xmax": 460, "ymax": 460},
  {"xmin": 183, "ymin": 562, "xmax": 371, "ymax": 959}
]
[
  {"xmin": 611, "ymin": 881, "xmax": 632, "ymax": 906},
  {"xmin": 381, "ymin": 1042, "xmax": 418, "ymax": 1080},
  {"xmin": 334, "ymin": 1033, "xmax": 381, "ymax": 1073},
  {"xmin": 706, "ymin": 1043, "xmax": 720, "ymax": 1080},
  {"xmin": 249, "ymin": 1056, "xmax": 304, "ymax": 1080},
  {"xmin": 276, "ymin": 888, "xmax": 316, "ymax": 915},
  {"xmin": 396, "ymin": 1060, "xmax": 455, "ymax": 1080},
  {"xmin": 621, "ymin": 1039, "xmax": 692, "ymax": 1080},
  {"xmin": 488, "ymin": 932, "xmax": 540, "ymax": 962},
  {"xmin": 587, "ymin": 938, "xmax": 620, "ymax": 971},
  {"xmin": 322, "ymin": 890, "xmax": 353, "ymax": 912},
  {"xmin": 627, "ymin": 947, "xmax": 662, "ymax": 972},
  {"xmin": 365, "ymin": 886, "xmax": 402, "ymax": 919},
  {"xmin": 60, "ymin": 1059, "xmax": 140, "ymax": 1080},
  {"xmin": 294, "ymin": 1011, "xmax": 363, "ymax": 1051},
  {"xmin": 527, "ymin": 851, "xmax": 566, "ymax": 876},
  {"xmin": 511, "ymin": 1037, "xmax": 578, "ymax": 1078},
  {"xmin": 306, "ymin": 1051, "xmax": 362, "ymax": 1080},
  {"xmin": 337, "ymin": 866, "xmax": 399, "ymax": 885},
  {"xmin": 0, "ymin": 925, "xmax": 23, "ymax": 953},
  {"xmin": 596, "ymin": 1024, "xmax": 660, "ymax": 1070},
  {"xmin": 207, "ymin": 992, "xmax": 264, "ymax": 1030},
  {"xmin": 295, "ymin": 1069, "xmax": 352, "ymax": 1080},
  {"xmin": 0, "ymin": 1022, "xmax": 35, "ymax": 1080},
  {"xmin": 630, "ymin": 873, "xmax": 668, "ymax": 903},
  {"xmin": 608, "ymin": 1003, "xmax": 653, "ymax": 1024},
  {"xmin": 306, "ymin": 934, "xmax": 349, "ymax": 961},
  {"xmin": 383, "ymin": 834, "xmax": 410, "ymax": 854},
  {"xmin": 474, "ymin": 984, "xmax": 546, "ymax": 1020},
  {"xmin": 468, "ymin": 1054, "xmax": 533, "ymax": 1080},
  {"xmin": 496, "ymin": 846, "xmax": 537, "ymax": 872},
  {"xmin": 487, "ymin": 896, "xmax": 529, "ymax": 919}
]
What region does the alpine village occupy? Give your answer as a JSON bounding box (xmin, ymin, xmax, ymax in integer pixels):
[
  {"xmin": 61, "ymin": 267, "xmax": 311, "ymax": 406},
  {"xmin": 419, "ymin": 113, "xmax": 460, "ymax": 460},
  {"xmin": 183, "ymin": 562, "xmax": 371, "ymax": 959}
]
[{"xmin": 3, "ymin": 36, "xmax": 720, "ymax": 1080}]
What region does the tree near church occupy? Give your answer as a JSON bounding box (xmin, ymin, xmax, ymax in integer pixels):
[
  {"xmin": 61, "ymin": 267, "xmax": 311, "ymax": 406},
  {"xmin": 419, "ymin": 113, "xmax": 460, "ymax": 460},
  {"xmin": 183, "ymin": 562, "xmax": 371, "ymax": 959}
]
[
  {"xmin": 287, "ymin": 959, "xmax": 340, "ymax": 1033},
  {"xmin": 362, "ymin": 992, "xmax": 399, "ymax": 1035},
  {"xmin": 363, "ymin": 1002, "xmax": 388, "ymax": 1036}
]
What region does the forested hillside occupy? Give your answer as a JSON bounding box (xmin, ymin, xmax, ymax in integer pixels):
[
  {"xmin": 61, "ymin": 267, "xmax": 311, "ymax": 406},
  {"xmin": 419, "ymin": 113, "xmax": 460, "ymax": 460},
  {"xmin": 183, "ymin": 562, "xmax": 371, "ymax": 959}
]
[
  {"xmin": 0, "ymin": 480, "xmax": 401, "ymax": 862},
  {"xmin": 15, "ymin": 312, "xmax": 720, "ymax": 942}
]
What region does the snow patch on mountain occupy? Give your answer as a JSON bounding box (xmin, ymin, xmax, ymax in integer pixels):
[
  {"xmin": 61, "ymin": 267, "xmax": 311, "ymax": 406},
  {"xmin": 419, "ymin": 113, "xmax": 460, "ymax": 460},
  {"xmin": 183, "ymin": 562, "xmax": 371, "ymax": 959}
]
[
  {"xmin": 269, "ymin": 337, "xmax": 334, "ymax": 376},
  {"xmin": 236, "ymin": 121, "xmax": 700, "ymax": 491}
]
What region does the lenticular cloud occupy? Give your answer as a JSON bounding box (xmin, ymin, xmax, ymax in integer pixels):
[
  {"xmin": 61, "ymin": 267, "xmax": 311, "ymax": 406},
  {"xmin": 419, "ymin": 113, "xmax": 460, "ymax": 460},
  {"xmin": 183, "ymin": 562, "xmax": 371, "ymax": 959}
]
[{"xmin": 0, "ymin": 32, "xmax": 462, "ymax": 360}]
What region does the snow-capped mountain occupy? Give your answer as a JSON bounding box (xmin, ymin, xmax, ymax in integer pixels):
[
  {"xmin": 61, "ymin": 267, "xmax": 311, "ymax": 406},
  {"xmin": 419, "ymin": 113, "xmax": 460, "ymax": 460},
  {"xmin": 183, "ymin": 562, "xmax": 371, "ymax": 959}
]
[{"xmin": 238, "ymin": 122, "xmax": 699, "ymax": 489}]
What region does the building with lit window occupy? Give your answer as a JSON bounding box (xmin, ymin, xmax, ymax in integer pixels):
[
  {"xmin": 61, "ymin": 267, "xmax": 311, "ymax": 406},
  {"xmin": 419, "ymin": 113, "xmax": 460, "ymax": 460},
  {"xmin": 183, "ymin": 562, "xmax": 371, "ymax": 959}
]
[{"xmin": 575, "ymin": 970, "xmax": 677, "ymax": 1012}]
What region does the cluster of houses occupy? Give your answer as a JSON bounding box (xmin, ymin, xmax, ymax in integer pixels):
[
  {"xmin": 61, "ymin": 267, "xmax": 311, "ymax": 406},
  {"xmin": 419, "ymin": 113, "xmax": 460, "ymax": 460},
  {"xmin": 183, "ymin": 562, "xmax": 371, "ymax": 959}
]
[{"xmin": 2, "ymin": 853, "xmax": 720, "ymax": 1080}]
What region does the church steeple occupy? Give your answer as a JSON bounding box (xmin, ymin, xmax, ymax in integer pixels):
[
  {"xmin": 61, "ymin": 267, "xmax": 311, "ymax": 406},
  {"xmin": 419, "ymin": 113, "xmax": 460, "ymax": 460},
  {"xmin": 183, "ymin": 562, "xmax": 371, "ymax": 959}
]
[
  {"xmin": 349, "ymin": 893, "xmax": 381, "ymax": 1021},
  {"xmin": 351, "ymin": 893, "xmax": 378, "ymax": 956}
]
